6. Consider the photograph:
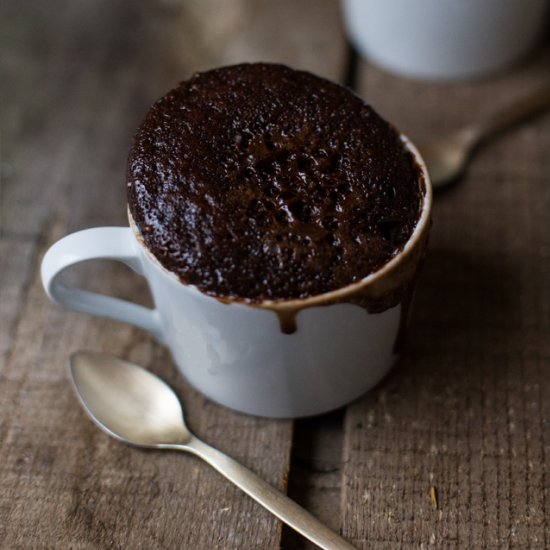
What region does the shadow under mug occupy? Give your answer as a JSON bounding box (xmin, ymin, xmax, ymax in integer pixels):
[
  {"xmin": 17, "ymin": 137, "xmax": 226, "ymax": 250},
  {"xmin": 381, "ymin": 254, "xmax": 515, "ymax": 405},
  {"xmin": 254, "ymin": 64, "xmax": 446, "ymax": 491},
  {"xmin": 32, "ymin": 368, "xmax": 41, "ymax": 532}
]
[{"xmin": 41, "ymin": 136, "xmax": 432, "ymax": 418}]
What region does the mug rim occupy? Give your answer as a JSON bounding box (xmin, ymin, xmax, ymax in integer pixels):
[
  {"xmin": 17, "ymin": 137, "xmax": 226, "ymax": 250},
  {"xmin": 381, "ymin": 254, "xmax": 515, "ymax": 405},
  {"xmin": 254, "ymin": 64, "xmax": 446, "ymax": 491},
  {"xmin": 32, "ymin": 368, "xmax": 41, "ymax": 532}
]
[{"xmin": 129, "ymin": 132, "xmax": 432, "ymax": 309}]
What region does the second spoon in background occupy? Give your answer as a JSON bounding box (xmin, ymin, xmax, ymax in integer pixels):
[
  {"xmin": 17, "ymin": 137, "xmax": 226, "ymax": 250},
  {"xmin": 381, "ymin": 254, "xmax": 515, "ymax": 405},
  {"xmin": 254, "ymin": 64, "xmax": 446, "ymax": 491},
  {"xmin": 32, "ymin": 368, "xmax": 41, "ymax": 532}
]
[{"xmin": 416, "ymin": 84, "xmax": 550, "ymax": 189}]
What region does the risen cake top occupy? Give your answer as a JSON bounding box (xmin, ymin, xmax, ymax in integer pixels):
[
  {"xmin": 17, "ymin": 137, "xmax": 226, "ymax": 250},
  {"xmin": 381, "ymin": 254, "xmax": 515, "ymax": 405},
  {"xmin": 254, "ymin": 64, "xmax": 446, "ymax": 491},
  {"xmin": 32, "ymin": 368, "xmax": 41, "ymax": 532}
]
[{"xmin": 127, "ymin": 63, "xmax": 421, "ymax": 301}]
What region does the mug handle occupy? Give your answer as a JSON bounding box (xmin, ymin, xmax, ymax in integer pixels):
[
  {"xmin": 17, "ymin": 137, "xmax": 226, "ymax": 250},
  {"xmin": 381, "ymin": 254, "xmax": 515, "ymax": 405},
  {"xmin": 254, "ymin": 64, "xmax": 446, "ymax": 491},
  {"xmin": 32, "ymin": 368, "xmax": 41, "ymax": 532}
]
[{"xmin": 41, "ymin": 227, "xmax": 164, "ymax": 343}]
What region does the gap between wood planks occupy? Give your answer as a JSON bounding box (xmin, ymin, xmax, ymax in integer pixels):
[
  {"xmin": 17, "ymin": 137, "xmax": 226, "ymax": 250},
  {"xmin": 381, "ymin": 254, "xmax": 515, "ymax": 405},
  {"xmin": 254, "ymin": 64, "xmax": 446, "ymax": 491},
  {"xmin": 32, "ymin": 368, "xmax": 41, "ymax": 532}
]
[{"xmin": 280, "ymin": 44, "xmax": 359, "ymax": 550}]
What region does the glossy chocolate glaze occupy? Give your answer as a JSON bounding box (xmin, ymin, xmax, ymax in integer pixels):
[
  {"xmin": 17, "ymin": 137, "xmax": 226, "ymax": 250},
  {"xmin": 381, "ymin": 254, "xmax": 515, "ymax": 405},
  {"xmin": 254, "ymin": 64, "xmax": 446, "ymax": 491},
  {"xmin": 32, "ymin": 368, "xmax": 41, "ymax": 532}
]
[{"xmin": 128, "ymin": 63, "xmax": 421, "ymax": 301}]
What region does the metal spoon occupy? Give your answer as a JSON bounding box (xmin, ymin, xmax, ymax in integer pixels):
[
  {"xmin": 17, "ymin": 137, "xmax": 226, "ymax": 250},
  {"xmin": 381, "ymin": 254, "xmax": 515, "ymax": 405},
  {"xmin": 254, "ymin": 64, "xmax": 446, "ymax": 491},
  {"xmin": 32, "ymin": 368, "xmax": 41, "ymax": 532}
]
[
  {"xmin": 69, "ymin": 351, "xmax": 356, "ymax": 550},
  {"xmin": 417, "ymin": 84, "xmax": 550, "ymax": 189}
]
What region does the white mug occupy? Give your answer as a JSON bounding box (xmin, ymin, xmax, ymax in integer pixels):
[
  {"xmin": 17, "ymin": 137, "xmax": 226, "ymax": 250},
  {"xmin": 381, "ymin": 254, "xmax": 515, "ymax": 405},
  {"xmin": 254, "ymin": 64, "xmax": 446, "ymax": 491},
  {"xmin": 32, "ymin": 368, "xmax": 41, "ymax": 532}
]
[
  {"xmin": 342, "ymin": 0, "xmax": 549, "ymax": 81},
  {"xmin": 41, "ymin": 136, "xmax": 432, "ymax": 418}
]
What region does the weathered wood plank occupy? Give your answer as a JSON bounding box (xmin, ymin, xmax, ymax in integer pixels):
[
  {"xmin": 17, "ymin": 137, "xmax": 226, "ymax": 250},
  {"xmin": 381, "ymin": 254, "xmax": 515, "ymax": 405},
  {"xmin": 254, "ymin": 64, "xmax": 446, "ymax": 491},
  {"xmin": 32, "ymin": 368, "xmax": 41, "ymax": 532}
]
[
  {"xmin": 176, "ymin": 0, "xmax": 347, "ymax": 80},
  {"xmin": 0, "ymin": 1, "xmax": 346, "ymax": 548},
  {"xmin": 281, "ymin": 411, "xmax": 345, "ymax": 549},
  {"xmin": 342, "ymin": 48, "xmax": 550, "ymax": 549}
]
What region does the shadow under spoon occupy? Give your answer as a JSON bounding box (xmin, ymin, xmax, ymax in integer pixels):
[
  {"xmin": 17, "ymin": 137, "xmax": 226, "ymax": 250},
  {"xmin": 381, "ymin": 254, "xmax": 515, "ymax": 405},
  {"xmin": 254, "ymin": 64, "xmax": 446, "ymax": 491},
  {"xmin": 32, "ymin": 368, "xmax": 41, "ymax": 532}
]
[
  {"xmin": 69, "ymin": 350, "xmax": 357, "ymax": 550},
  {"xmin": 416, "ymin": 83, "xmax": 550, "ymax": 189}
]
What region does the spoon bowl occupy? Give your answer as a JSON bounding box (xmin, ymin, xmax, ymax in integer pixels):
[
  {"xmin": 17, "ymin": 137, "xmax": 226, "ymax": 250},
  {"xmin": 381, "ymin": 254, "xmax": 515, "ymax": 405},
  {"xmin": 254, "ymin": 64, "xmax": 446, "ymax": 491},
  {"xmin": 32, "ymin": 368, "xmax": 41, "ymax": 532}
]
[
  {"xmin": 68, "ymin": 350, "xmax": 357, "ymax": 550},
  {"xmin": 70, "ymin": 351, "xmax": 192, "ymax": 447},
  {"xmin": 417, "ymin": 128, "xmax": 476, "ymax": 188}
]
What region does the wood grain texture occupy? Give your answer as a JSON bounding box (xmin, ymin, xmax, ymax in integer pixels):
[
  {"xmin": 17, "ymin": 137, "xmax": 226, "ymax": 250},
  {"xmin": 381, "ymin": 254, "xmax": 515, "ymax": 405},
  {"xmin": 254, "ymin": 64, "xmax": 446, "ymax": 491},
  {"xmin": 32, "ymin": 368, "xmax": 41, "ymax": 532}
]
[
  {"xmin": 342, "ymin": 48, "xmax": 550, "ymax": 549},
  {"xmin": 281, "ymin": 411, "xmax": 345, "ymax": 549},
  {"xmin": 5, "ymin": 1, "xmax": 548, "ymax": 548},
  {"xmin": 0, "ymin": 1, "xmax": 346, "ymax": 548}
]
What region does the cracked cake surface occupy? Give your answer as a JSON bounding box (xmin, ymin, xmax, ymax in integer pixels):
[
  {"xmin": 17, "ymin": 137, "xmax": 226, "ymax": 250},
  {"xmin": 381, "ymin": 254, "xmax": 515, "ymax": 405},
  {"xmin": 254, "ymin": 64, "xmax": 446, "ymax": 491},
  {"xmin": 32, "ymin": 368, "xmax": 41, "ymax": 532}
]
[{"xmin": 127, "ymin": 63, "xmax": 421, "ymax": 301}]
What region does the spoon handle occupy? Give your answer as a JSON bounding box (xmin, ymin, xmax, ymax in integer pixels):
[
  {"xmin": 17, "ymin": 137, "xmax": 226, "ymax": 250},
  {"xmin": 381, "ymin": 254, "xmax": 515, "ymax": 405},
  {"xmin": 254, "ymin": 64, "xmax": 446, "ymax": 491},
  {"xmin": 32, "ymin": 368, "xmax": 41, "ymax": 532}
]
[
  {"xmin": 181, "ymin": 437, "xmax": 357, "ymax": 550},
  {"xmin": 469, "ymin": 83, "xmax": 550, "ymax": 144}
]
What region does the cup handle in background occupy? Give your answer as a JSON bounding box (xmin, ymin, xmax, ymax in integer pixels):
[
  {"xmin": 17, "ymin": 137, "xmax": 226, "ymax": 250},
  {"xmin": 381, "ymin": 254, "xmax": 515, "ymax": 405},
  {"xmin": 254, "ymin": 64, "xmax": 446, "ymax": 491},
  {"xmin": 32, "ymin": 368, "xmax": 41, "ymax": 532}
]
[{"xmin": 41, "ymin": 227, "xmax": 164, "ymax": 343}]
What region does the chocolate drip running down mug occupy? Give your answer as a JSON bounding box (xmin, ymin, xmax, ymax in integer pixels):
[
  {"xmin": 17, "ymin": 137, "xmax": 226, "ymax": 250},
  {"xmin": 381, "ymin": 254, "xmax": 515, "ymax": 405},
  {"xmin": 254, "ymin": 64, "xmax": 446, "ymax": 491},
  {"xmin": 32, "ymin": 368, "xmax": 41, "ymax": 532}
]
[{"xmin": 41, "ymin": 65, "xmax": 432, "ymax": 418}]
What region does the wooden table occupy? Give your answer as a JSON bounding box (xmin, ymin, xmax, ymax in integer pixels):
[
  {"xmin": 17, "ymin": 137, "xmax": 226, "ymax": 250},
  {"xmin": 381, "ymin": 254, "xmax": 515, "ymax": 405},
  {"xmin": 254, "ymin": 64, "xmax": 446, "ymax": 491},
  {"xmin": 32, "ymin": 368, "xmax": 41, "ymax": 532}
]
[{"xmin": 1, "ymin": 1, "xmax": 549, "ymax": 548}]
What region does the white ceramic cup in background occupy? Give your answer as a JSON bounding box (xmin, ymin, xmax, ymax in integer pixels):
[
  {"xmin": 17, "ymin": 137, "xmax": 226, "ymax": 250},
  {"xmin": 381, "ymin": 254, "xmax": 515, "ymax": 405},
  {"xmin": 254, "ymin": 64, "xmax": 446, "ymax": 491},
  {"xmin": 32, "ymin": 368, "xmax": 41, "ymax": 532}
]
[
  {"xmin": 342, "ymin": 0, "xmax": 549, "ymax": 81},
  {"xmin": 41, "ymin": 137, "xmax": 432, "ymax": 419}
]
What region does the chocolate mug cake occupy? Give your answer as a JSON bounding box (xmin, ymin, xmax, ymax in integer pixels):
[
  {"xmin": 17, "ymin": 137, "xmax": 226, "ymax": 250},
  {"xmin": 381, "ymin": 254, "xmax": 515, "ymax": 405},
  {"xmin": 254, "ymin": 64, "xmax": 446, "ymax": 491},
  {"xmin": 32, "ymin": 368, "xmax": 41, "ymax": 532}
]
[
  {"xmin": 127, "ymin": 63, "xmax": 422, "ymax": 305},
  {"xmin": 42, "ymin": 62, "xmax": 431, "ymax": 417}
]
